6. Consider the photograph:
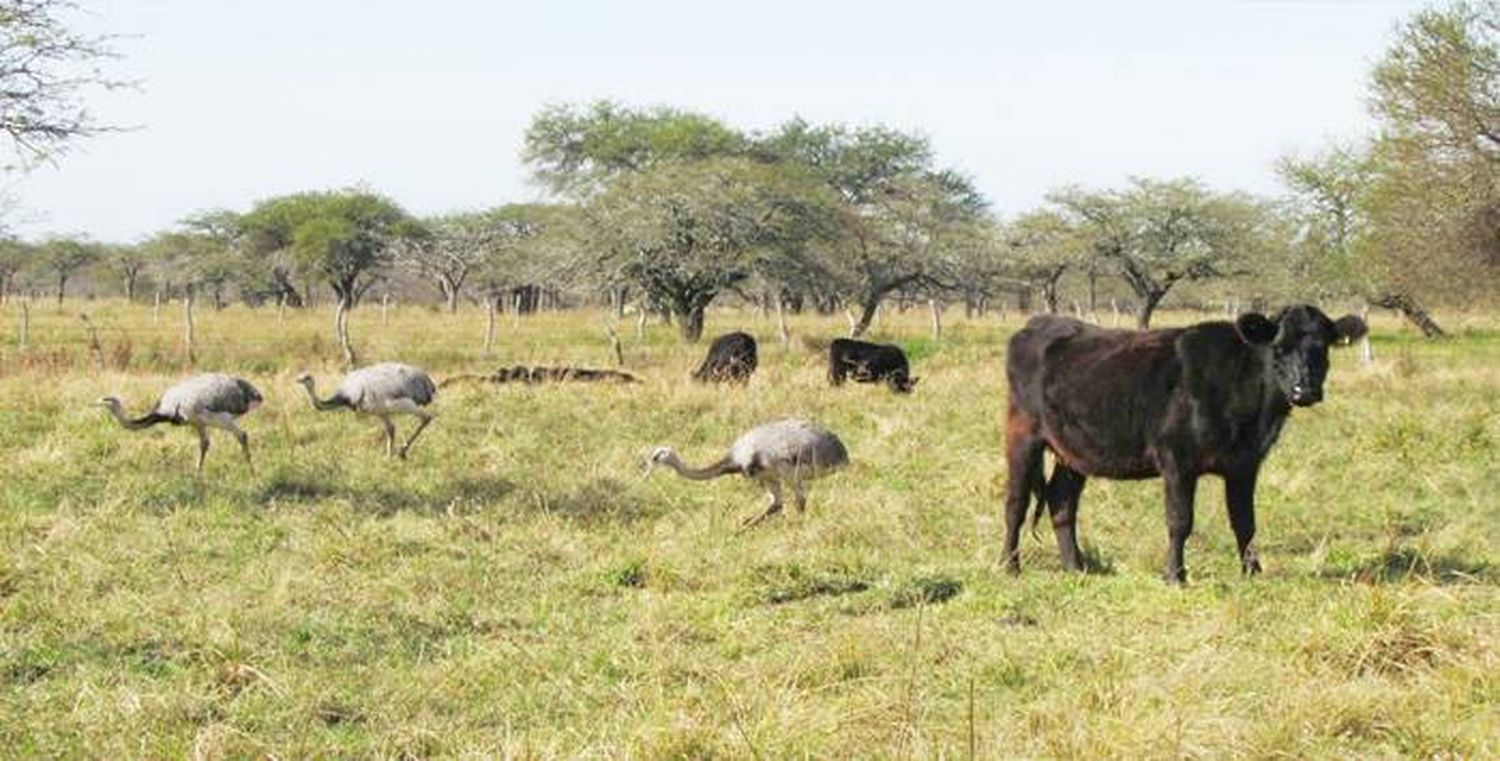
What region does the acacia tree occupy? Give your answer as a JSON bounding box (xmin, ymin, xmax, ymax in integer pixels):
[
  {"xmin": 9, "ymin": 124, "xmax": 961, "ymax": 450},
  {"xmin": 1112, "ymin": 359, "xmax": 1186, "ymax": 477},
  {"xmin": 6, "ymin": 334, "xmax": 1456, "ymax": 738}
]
[
  {"xmin": 1004, "ymin": 210, "xmax": 1088, "ymax": 313},
  {"xmin": 0, "ymin": 0, "xmax": 127, "ymax": 168},
  {"xmin": 587, "ymin": 157, "xmax": 829, "ymax": 341},
  {"xmin": 524, "ymin": 101, "xmax": 748, "ymax": 197},
  {"xmin": 240, "ymin": 190, "xmax": 412, "ymax": 364},
  {"xmin": 105, "ymin": 242, "xmax": 148, "ymax": 301},
  {"xmin": 760, "ymin": 121, "xmax": 986, "ymax": 335},
  {"xmin": 1051, "ymin": 178, "xmax": 1265, "ymax": 328},
  {"xmin": 0, "ymin": 236, "xmax": 27, "ymax": 302},
  {"xmin": 1359, "ymin": 1, "xmax": 1500, "ymax": 324},
  {"xmin": 36, "ymin": 235, "xmax": 97, "ymax": 304}
]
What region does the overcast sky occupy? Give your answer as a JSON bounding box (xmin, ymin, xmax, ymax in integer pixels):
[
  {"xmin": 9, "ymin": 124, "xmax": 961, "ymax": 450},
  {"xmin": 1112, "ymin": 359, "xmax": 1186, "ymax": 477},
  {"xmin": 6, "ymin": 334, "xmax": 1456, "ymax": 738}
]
[{"xmin": 6, "ymin": 0, "xmax": 1431, "ymax": 242}]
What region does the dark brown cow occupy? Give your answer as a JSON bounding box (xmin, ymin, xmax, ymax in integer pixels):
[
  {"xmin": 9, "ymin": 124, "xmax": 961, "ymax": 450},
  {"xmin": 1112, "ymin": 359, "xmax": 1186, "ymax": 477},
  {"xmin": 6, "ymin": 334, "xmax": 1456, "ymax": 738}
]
[
  {"xmin": 692, "ymin": 331, "xmax": 757, "ymax": 384},
  {"xmin": 828, "ymin": 338, "xmax": 918, "ymax": 393},
  {"xmin": 1003, "ymin": 305, "xmax": 1366, "ymax": 583}
]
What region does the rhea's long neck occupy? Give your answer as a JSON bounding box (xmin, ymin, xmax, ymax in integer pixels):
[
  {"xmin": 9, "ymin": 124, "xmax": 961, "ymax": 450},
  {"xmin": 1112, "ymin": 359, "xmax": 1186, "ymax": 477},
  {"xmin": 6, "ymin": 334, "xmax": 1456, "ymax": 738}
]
[
  {"xmin": 665, "ymin": 454, "xmax": 739, "ymax": 481},
  {"xmin": 299, "ymin": 380, "xmax": 346, "ymax": 411}
]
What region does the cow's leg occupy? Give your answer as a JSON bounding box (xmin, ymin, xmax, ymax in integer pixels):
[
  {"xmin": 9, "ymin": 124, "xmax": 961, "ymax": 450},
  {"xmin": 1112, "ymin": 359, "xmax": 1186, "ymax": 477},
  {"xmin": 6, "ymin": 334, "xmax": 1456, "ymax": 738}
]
[
  {"xmin": 1047, "ymin": 464, "xmax": 1087, "ymax": 572},
  {"xmin": 1003, "ymin": 407, "xmax": 1044, "ymax": 574},
  {"xmin": 1224, "ymin": 469, "xmax": 1261, "ymax": 575},
  {"xmin": 1162, "ymin": 462, "xmax": 1199, "ymax": 584}
]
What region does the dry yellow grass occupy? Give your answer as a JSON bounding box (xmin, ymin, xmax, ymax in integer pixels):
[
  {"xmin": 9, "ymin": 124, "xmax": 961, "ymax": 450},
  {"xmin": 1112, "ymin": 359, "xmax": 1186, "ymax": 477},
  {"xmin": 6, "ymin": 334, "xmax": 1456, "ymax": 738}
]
[{"xmin": 0, "ymin": 299, "xmax": 1496, "ymax": 757}]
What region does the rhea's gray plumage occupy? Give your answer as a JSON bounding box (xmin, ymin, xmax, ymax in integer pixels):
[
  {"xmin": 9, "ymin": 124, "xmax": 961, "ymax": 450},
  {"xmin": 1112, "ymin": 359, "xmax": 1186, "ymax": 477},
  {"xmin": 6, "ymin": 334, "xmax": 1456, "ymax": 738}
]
[
  {"xmin": 296, "ymin": 362, "xmax": 438, "ymax": 459},
  {"xmin": 646, "ymin": 419, "xmax": 849, "ymax": 527},
  {"xmin": 96, "ymin": 373, "xmax": 263, "ymax": 474}
]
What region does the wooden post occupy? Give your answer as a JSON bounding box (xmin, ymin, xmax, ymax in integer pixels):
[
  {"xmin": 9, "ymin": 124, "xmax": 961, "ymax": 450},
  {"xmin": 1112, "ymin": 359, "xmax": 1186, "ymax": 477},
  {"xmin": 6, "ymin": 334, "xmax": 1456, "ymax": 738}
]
[
  {"xmin": 276, "ymin": 292, "xmax": 286, "ymax": 324},
  {"xmin": 635, "ymin": 306, "xmax": 647, "ymax": 341},
  {"xmin": 483, "ymin": 295, "xmax": 497, "ymax": 356},
  {"xmin": 607, "ymin": 323, "xmax": 624, "ymax": 367},
  {"xmin": 381, "ymin": 292, "xmax": 390, "ymax": 326},
  {"xmin": 80, "ymin": 313, "xmax": 106, "ymax": 372},
  {"xmin": 775, "ymin": 292, "xmax": 790, "ymax": 350},
  {"xmin": 1359, "ymin": 304, "xmax": 1373, "ymax": 366},
  {"xmin": 152, "ymin": 291, "xmax": 161, "ymax": 323},
  {"xmin": 843, "ymin": 308, "xmax": 857, "ymax": 338},
  {"xmin": 183, "ymin": 288, "xmax": 197, "ymax": 367},
  {"xmin": 929, "ymin": 298, "xmax": 943, "ymax": 342},
  {"xmin": 18, "ymin": 299, "xmax": 29, "ymax": 349}
]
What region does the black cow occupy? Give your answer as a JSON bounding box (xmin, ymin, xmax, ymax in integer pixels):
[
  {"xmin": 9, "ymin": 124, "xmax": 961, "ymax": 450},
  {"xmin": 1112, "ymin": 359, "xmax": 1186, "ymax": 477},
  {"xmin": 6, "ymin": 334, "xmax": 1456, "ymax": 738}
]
[
  {"xmin": 692, "ymin": 331, "xmax": 757, "ymax": 383},
  {"xmin": 1003, "ymin": 305, "xmax": 1366, "ymax": 583},
  {"xmin": 828, "ymin": 338, "xmax": 918, "ymax": 393}
]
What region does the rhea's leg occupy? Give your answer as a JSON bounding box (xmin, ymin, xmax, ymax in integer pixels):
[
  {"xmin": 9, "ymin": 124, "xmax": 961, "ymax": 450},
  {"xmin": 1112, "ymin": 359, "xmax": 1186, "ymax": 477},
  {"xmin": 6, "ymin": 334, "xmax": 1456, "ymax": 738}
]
[
  {"xmin": 380, "ymin": 415, "xmax": 396, "ymax": 458},
  {"xmin": 398, "ymin": 411, "xmax": 435, "ymax": 460},
  {"xmin": 742, "ymin": 480, "xmax": 784, "ymax": 528},
  {"xmin": 195, "ymin": 425, "xmax": 210, "ymax": 475}
]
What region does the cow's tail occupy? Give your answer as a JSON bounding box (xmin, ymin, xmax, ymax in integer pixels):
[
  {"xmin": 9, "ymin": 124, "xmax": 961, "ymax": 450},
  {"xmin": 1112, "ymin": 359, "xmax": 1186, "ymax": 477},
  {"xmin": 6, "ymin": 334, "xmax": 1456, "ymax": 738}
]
[
  {"xmin": 438, "ymin": 374, "xmax": 485, "ymax": 389},
  {"xmin": 1028, "ymin": 462, "xmax": 1049, "ymax": 540}
]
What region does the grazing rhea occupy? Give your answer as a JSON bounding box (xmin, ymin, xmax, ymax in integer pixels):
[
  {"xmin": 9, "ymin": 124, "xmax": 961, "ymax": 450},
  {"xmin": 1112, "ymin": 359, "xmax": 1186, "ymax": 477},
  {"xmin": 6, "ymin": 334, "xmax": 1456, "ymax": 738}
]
[
  {"xmin": 295, "ymin": 362, "xmax": 438, "ymax": 459},
  {"xmin": 96, "ymin": 373, "xmax": 263, "ymax": 474},
  {"xmin": 646, "ymin": 419, "xmax": 849, "ymax": 527}
]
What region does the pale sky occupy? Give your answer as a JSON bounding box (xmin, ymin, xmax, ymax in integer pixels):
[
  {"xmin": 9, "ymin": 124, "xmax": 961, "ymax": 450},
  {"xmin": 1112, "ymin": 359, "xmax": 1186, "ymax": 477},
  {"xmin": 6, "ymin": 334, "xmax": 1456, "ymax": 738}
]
[{"xmin": 7, "ymin": 0, "xmax": 1431, "ymax": 242}]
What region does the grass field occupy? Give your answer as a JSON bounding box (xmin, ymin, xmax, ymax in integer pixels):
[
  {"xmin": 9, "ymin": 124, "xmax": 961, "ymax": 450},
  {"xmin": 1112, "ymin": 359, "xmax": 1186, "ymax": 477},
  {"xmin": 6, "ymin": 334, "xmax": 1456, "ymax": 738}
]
[{"xmin": 1, "ymin": 300, "xmax": 1496, "ymax": 758}]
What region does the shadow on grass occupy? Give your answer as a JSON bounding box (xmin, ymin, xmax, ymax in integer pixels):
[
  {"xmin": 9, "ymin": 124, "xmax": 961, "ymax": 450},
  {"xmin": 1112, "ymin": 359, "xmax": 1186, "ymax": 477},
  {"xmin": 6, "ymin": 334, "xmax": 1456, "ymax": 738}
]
[
  {"xmin": 254, "ymin": 471, "xmax": 517, "ymax": 516},
  {"xmin": 523, "ymin": 478, "xmax": 659, "ymax": 524},
  {"xmin": 1319, "ymin": 546, "xmax": 1494, "ymax": 585}
]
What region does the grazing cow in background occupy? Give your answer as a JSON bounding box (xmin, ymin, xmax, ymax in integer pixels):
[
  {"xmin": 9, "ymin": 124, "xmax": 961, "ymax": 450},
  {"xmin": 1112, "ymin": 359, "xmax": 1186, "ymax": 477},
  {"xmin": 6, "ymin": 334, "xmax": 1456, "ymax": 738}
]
[
  {"xmin": 828, "ymin": 338, "xmax": 918, "ymax": 393},
  {"xmin": 1002, "ymin": 305, "xmax": 1367, "ymax": 583},
  {"xmin": 693, "ymin": 331, "xmax": 757, "ymax": 384}
]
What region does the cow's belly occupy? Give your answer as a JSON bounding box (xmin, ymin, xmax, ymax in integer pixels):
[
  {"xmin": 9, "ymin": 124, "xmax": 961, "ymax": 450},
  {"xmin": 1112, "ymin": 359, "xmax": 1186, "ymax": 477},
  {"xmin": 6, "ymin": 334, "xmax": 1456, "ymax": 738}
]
[{"xmin": 1040, "ymin": 417, "xmax": 1161, "ymax": 479}]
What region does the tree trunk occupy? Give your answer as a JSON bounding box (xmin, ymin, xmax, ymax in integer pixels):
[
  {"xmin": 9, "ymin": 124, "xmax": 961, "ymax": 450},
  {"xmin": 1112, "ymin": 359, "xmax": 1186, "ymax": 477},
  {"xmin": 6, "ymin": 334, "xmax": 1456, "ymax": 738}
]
[
  {"xmin": 929, "ymin": 298, "xmax": 943, "ymax": 342},
  {"xmin": 1371, "ymin": 293, "xmax": 1444, "ymax": 338},
  {"xmin": 56, "ymin": 274, "xmax": 67, "ymax": 306},
  {"xmin": 381, "ymin": 292, "xmax": 390, "ymax": 326},
  {"xmin": 851, "ymin": 294, "xmax": 881, "ymax": 338},
  {"xmin": 1137, "ymin": 290, "xmax": 1166, "ymax": 329},
  {"xmin": 18, "ymin": 299, "xmax": 29, "ymax": 349},
  {"xmin": 443, "ymin": 278, "xmax": 460, "ymax": 314},
  {"xmin": 335, "ymin": 294, "xmax": 357, "ymax": 367},
  {"xmin": 678, "ymin": 303, "xmax": 706, "ymax": 342},
  {"xmin": 124, "ymin": 274, "xmax": 137, "ymax": 303},
  {"xmin": 153, "ymin": 291, "xmax": 162, "ymax": 322}
]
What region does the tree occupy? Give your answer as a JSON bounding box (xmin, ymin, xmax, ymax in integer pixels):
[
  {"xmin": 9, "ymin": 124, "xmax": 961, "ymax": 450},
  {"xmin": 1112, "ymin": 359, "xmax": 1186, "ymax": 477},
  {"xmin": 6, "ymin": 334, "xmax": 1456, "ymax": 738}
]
[
  {"xmin": 104, "ymin": 242, "xmax": 148, "ymax": 301},
  {"xmin": 36, "ymin": 235, "xmax": 96, "ymax": 304},
  {"xmin": 760, "ymin": 120, "xmax": 986, "ymax": 335},
  {"xmin": 0, "ymin": 0, "xmax": 127, "ymax": 168},
  {"xmin": 392, "ymin": 211, "xmax": 518, "ymax": 314},
  {"xmin": 523, "ymin": 101, "xmax": 748, "ymax": 197},
  {"xmin": 1358, "ymin": 1, "xmax": 1500, "ymax": 326},
  {"xmin": 1004, "ymin": 210, "xmax": 1088, "ymax": 313},
  {"xmin": 0, "ymin": 236, "xmax": 27, "ymax": 301},
  {"xmin": 240, "ymin": 189, "xmax": 413, "ymax": 363},
  {"xmin": 586, "ymin": 157, "xmax": 830, "ymax": 341},
  {"xmin": 1051, "ymin": 178, "xmax": 1264, "ymax": 328}
]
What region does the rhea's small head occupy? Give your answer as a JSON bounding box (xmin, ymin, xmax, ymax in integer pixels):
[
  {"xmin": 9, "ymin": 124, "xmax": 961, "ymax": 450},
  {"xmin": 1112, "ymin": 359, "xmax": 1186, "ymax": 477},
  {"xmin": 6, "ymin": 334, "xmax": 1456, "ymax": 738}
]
[
  {"xmin": 642, "ymin": 446, "xmax": 676, "ymax": 478},
  {"xmin": 94, "ymin": 395, "xmax": 121, "ymax": 409},
  {"xmin": 294, "ymin": 372, "xmax": 314, "ymax": 386}
]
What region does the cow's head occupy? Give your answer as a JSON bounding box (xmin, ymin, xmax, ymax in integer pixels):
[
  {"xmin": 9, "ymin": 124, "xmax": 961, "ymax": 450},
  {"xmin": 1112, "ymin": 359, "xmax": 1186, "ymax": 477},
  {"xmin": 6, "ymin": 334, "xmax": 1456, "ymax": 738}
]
[
  {"xmin": 1235, "ymin": 305, "xmax": 1367, "ymax": 407},
  {"xmin": 891, "ymin": 373, "xmax": 919, "ymax": 394}
]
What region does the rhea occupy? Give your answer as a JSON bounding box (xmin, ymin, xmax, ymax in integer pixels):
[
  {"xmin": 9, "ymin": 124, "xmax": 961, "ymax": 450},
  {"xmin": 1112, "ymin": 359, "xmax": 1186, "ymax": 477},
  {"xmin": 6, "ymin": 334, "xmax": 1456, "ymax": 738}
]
[
  {"xmin": 295, "ymin": 363, "xmax": 438, "ymax": 459},
  {"xmin": 646, "ymin": 419, "xmax": 850, "ymax": 526},
  {"xmin": 96, "ymin": 373, "xmax": 263, "ymax": 474}
]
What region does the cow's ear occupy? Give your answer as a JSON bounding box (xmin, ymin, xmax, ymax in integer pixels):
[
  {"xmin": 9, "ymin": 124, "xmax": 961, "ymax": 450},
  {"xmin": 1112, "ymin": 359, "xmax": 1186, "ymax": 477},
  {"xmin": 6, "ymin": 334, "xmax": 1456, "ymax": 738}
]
[
  {"xmin": 1235, "ymin": 312, "xmax": 1277, "ymax": 345},
  {"xmin": 1332, "ymin": 314, "xmax": 1368, "ymax": 346}
]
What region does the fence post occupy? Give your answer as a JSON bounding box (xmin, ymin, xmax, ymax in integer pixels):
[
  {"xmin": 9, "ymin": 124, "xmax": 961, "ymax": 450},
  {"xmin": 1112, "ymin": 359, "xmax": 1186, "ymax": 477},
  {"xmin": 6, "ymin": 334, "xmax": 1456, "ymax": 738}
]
[
  {"xmin": 18, "ymin": 298, "xmax": 29, "ymax": 349},
  {"xmin": 183, "ymin": 289, "xmax": 197, "ymax": 367},
  {"xmin": 929, "ymin": 298, "xmax": 943, "ymax": 342}
]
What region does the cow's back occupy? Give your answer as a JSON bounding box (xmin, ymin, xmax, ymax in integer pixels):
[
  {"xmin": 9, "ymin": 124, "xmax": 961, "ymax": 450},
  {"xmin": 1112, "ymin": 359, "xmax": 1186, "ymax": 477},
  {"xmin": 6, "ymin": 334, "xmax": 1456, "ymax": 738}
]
[{"xmin": 1008, "ymin": 316, "xmax": 1184, "ymax": 478}]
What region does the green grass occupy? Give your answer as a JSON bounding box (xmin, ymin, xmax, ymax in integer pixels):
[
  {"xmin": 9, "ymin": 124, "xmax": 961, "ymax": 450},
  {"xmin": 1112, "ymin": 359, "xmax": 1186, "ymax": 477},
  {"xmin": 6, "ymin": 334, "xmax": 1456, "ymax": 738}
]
[{"xmin": 0, "ymin": 300, "xmax": 1496, "ymax": 757}]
